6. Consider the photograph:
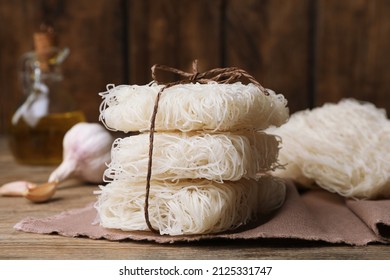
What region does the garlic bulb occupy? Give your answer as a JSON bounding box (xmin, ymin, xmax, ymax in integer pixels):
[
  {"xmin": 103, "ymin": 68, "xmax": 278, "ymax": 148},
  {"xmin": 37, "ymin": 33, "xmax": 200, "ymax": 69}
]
[{"xmin": 48, "ymin": 122, "xmax": 114, "ymax": 184}]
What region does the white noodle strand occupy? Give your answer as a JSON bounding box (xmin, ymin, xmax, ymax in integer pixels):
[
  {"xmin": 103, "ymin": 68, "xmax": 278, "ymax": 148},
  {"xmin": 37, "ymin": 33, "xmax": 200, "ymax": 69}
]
[
  {"xmin": 105, "ymin": 132, "xmax": 281, "ymax": 183},
  {"xmin": 95, "ymin": 176, "xmax": 286, "ymax": 235},
  {"xmin": 268, "ymin": 99, "xmax": 390, "ymax": 199},
  {"xmin": 99, "ymin": 82, "xmax": 289, "ymax": 132}
]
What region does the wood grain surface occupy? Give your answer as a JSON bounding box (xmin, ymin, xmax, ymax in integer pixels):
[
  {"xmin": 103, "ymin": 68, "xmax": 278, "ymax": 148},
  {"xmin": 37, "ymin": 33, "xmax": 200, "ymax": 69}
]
[
  {"xmin": 315, "ymin": 0, "xmax": 390, "ymax": 110},
  {"xmin": 0, "ymin": 137, "xmax": 389, "ymax": 260},
  {"xmin": 128, "ymin": 0, "xmax": 223, "ymax": 84},
  {"xmin": 225, "ymin": 0, "xmax": 312, "ymax": 112},
  {"xmin": 2, "ymin": 0, "xmax": 390, "ymax": 134}
]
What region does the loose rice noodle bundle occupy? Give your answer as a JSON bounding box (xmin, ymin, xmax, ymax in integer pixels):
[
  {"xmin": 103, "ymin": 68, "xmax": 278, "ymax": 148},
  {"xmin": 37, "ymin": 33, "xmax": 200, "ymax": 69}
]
[
  {"xmin": 268, "ymin": 99, "xmax": 390, "ymax": 199},
  {"xmin": 105, "ymin": 132, "xmax": 281, "ymax": 183},
  {"xmin": 95, "ymin": 176, "xmax": 286, "ymax": 235},
  {"xmin": 99, "ymin": 82, "xmax": 289, "ymax": 133}
]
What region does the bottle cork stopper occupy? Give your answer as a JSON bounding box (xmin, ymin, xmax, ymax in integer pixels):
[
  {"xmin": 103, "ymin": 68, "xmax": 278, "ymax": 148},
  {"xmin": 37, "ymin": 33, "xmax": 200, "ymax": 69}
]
[{"xmin": 33, "ymin": 26, "xmax": 56, "ymax": 71}]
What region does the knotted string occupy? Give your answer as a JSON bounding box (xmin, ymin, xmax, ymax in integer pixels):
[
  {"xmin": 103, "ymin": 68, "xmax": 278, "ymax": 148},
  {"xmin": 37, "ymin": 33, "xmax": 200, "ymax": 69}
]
[
  {"xmin": 151, "ymin": 60, "xmax": 267, "ymax": 91},
  {"xmin": 144, "ymin": 60, "xmax": 267, "ymax": 234}
]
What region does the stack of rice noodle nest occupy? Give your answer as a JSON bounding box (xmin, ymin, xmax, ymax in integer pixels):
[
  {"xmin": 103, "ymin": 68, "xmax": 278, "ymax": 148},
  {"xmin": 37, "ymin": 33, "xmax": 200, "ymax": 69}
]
[{"xmin": 95, "ymin": 71, "xmax": 290, "ymax": 236}]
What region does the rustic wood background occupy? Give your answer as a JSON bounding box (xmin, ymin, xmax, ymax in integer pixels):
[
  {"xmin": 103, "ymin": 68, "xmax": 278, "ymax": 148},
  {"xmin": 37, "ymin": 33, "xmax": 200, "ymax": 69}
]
[{"xmin": 1, "ymin": 0, "xmax": 389, "ymax": 135}]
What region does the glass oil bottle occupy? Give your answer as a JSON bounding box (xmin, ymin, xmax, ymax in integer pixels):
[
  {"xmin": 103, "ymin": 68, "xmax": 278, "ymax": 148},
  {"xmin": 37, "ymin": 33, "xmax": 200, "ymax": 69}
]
[{"xmin": 8, "ymin": 27, "xmax": 86, "ymax": 165}]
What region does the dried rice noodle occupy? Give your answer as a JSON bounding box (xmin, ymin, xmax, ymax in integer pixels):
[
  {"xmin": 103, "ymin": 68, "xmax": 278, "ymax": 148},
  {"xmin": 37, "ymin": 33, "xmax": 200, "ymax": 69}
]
[
  {"xmin": 95, "ymin": 176, "xmax": 286, "ymax": 235},
  {"xmin": 99, "ymin": 82, "xmax": 289, "ymax": 132},
  {"xmin": 105, "ymin": 132, "xmax": 281, "ymax": 183},
  {"xmin": 268, "ymin": 99, "xmax": 390, "ymax": 199}
]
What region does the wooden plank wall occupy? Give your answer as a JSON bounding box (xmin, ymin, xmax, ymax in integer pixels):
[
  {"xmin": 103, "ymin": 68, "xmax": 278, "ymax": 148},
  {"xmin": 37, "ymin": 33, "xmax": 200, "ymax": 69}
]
[{"xmin": 1, "ymin": 0, "xmax": 389, "ymax": 135}]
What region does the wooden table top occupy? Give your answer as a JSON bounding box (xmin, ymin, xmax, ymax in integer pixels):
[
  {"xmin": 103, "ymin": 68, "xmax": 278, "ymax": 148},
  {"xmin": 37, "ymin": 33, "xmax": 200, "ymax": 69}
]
[{"xmin": 1, "ymin": 136, "xmax": 389, "ymax": 260}]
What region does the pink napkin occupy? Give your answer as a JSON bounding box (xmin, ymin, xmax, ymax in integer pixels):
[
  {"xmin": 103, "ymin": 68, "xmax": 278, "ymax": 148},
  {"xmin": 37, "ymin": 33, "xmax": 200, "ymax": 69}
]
[{"xmin": 14, "ymin": 182, "xmax": 390, "ymax": 245}]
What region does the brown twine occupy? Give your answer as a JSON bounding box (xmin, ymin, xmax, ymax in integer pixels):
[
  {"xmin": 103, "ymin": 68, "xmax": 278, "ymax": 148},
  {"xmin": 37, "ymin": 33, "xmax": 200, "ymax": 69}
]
[{"xmin": 144, "ymin": 60, "xmax": 267, "ymax": 234}]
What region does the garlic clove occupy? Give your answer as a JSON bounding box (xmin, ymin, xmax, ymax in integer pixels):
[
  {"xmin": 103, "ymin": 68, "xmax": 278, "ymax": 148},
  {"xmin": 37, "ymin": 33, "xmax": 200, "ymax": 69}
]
[
  {"xmin": 0, "ymin": 180, "xmax": 57, "ymax": 203},
  {"xmin": 24, "ymin": 181, "xmax": 58, "ymax": 203},
  {"xmin": 0, "ymin": 181, "xmax": 30, "ymax": 197}
]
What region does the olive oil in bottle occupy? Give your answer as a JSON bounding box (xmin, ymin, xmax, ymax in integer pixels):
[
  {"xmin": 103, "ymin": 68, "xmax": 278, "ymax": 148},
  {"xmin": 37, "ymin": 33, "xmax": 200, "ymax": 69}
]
[
  {"xmin": 9, "ymin": 111, "xmax": 85, "ymax": 165},
  {"xmin": 9, "ymin": 26, "xmax": 86, "ymax": 165}
]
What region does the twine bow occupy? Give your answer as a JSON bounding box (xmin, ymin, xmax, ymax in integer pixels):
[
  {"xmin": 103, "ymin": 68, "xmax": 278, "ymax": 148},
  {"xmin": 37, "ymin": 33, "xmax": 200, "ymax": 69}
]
[
  {"xmin": 151, "ymin": 60, "xmax": 267, "ymax": 91},
  {"xmin": 144, "ymin": 60, "xmax": 267, "ymax": 234}
]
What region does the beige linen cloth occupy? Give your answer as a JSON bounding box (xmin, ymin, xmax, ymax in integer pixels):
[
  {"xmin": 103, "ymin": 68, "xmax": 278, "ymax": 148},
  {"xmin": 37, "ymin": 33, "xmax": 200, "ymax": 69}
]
[{"xmin": 14, "ymin": 181, "xmax": 390, "ymax": 245}]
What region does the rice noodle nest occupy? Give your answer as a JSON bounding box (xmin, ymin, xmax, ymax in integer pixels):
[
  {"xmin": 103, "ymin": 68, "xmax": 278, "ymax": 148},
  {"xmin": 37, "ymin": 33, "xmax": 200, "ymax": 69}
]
[
  {"xmin": 268, "ymin": 99, "xmax": 390, "ymax": 199},
  {"xmin": 95, "ymin": 176, "xmax": 286, "ymax": 235},
  {"xmin": 99, "ymin": 82, "xmax": 289, "ymax": 133},
  {"xmin": 105, "ymin": 131, "xmax": 281, "ymax": 183}
]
